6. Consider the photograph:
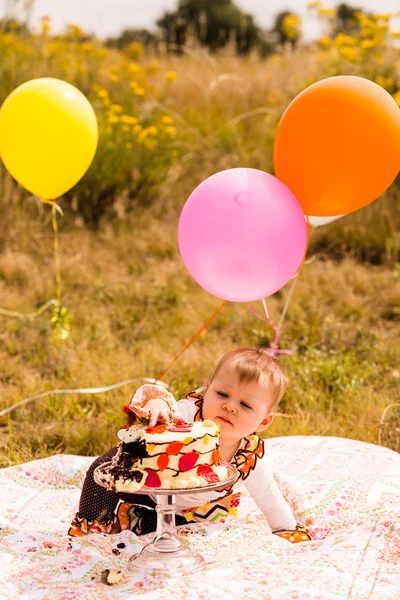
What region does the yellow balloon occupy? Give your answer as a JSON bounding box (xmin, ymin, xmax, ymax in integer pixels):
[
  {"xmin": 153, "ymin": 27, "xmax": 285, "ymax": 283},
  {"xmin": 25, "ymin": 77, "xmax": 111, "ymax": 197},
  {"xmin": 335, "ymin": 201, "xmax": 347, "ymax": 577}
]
[{"xmin": 0, "ymin": 78, "xmax": 98, "ymax": 200}]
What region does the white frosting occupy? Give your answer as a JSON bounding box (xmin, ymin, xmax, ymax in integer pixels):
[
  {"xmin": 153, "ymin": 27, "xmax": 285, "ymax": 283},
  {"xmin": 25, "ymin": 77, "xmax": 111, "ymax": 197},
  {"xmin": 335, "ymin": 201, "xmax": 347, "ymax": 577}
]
[
  {"xmin": 145, "ymin": 420, "xmax": 219, "ymax": 444},
  {"xmin": 107, "ymin": 570, "xmax": 123, "ymax": 584}
]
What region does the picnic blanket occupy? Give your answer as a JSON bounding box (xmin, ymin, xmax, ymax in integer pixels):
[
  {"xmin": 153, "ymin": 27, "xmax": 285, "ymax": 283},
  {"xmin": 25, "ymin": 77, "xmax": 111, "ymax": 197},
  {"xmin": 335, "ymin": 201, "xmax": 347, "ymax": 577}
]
[{"xmin": 0, "ymin": 435, "xmax": 399, "ymax": 600}]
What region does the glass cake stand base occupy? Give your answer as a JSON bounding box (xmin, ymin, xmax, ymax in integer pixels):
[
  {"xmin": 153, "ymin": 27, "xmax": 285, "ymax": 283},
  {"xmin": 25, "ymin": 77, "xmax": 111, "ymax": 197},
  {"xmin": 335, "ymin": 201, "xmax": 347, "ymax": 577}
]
[
  {"xmin": 94, "ymin": 463, "xmax": 239, "ymax": 578},
  {"xmin": 126, "ymin": 492, "xmax": 207, "ymax": 576},
  {"xmin": 128, "ymin": 532, "xmax": 206, "ymax": 575}
]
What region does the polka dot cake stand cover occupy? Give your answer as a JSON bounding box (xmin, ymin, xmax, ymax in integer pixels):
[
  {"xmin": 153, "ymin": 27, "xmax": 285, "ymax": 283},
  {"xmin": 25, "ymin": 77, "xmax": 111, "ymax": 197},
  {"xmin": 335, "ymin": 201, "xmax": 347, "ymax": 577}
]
[{"xmin": 94, "ymin": 461, "xmax": 239, "ymax": 576}]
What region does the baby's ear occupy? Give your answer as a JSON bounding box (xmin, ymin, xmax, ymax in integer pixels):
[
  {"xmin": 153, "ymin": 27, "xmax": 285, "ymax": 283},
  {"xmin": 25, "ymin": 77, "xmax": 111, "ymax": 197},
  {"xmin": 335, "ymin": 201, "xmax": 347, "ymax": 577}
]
[{"xmin": 256, "ymin": 413, "xmax": 274, "ymax": 432}]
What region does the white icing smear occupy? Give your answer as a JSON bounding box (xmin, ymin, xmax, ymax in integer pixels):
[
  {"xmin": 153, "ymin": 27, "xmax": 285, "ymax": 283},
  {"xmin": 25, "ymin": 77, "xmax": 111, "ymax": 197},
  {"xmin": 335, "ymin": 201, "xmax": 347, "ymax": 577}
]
[{"xmin": 145, "ymin": 420, "xmax": 219, "ymax": 444}]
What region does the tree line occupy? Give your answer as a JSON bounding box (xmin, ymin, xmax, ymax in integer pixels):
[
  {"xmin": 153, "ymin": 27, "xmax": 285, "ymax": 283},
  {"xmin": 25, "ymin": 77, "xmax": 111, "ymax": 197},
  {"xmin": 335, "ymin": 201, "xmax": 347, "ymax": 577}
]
[
  {"xmin": 0, "ymin": 1, "xmax": 364, "ymax": 57},
  {"xmin": 106, "ymin": 1, "xmax": 364, "ymax": 56}
]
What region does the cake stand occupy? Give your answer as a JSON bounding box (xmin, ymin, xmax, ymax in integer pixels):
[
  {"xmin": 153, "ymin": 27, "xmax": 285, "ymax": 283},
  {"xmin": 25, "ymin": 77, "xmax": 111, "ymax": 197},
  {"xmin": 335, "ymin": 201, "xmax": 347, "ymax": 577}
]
[{"xmin": 94, "ymin": 462, "xmax": 239, "ymax": 576}]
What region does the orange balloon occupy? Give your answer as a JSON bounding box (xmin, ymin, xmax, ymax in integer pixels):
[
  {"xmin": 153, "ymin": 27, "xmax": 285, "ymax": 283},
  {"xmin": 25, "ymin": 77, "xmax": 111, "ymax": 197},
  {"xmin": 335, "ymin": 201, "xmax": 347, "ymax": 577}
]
[{"xmin": 274, "ymin": 76, "xmax": 400, "ymax": 216}]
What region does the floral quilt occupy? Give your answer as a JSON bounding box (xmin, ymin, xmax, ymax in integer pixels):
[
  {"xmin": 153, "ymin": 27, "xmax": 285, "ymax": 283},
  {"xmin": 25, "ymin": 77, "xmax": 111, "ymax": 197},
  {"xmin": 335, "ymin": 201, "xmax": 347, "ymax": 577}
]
[{"xmin": 0, "ymin": 435, "xmax": 399, "ymax": 599}]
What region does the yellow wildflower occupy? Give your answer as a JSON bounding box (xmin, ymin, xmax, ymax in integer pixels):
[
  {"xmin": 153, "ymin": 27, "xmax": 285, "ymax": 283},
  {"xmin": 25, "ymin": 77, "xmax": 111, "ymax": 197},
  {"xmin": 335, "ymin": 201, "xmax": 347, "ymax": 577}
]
[
  {"xmin": 282, "ymin": 15, "xmax": 302, "ymax": 40},
  {"xmin": 375, "ymin": 76, "xmax": 393, "ymax": 89},
  {"xmin": 110, "ymin": 74, "xmax": 119, "ymax": 82},
  {"xmin": 318, "ymin": 8, "xmax": 335, "ymax": 18},
  {"xmin": 65, "ymin": 24, "xmax": 84, "ymax": 38},
  {"xmin": 164, "ymin": 126, "xmax": 177, "ymax": 137},
  {"xmin": 128, "ymin": 63, "xmax": 142, "ymax": 74},
  {"xmin": 42, "ymin": 22, "xmax": 51, "ymax": 33},
  {"xmin": 360, "ymin": 39, "xmax": 377, "ymax": 49},
  {"xmin": 122, "ymin": 125, "xmax": 130, "ymax": 133},
  {"xmin": 110, "ymin": 104, "xmax": 123, "ymax": 113},
  {"xmin": 134, "ymin": 87, "xmax": 145, "ymax": 96},
  {"xmin": 360, "ymin": 19, "xmax": 380, "ymax": 37},
  {"xmin": 97, "ymin": 89, "xmax": 109, "ymax": 99},
  {"xmin": 81, "ymin": 43, "xmax": 93, "ymax": 53},
  {"xmin": 306, "ymin": 1, "xmax": 320, "ymax": 8},
  {"xmin": 338, "ymin": 46, "xmax": 357, "ymax": 61},
  {"xmin": 161, "ymin": 115, "xmax": 174, "ymax": 124},
  {"xmin": 335, "ymin": 33, "xmax": 356, "ymax": 46},
  {"xmin": 137, "ymin": 129, "xmax": 148, "ymax": 143},
  {"xmin": 147, "ymin": 126, "xmax": 158, "ymax": 136},
  {"xmin": 318, "ymin": 36, "xmax": 332, "ymax": 48},
  {"xmin": 137, "ymin": 126, "xmax": 157, "ymax": 143},
  {"xmin": 108, "ymin": 114, "xmax": 120, "ymax": 124},
  {"xmin": 121, "ymin": 115, "xmax": 138, "ymax": 125},
  {"xmin": 166, "ymin": 70, "xmax": 177, "ymax": 83},
  {"xmin": 125, "ymin": 42, "xmax": 143, "ymax": 60},
  {"xmin": 133, "ymin": 124, "xmax": 142, "ymax": 134}
]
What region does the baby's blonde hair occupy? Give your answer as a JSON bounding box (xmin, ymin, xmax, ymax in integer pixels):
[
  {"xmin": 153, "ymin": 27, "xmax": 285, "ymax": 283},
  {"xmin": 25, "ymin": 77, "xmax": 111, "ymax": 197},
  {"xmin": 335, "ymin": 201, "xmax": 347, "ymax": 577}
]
[{"xmin": 209, "ymin": 348, "xmax": 288, "ymax": 410}]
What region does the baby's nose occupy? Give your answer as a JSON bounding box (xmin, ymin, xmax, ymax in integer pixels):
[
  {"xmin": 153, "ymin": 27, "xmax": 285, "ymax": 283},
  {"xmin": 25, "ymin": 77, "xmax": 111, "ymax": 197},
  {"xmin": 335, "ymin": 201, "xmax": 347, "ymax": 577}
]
[{"xmin": 223, "ymin": 402, "xmax": 236, "ymax": 414}]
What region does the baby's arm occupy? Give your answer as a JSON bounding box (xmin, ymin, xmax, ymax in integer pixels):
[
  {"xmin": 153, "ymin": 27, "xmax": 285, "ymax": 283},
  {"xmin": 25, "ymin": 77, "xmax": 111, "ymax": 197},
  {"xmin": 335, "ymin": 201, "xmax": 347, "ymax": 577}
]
[{"xmin": 244, "ymin": 458, "xmax": 297, "ymax": 532}]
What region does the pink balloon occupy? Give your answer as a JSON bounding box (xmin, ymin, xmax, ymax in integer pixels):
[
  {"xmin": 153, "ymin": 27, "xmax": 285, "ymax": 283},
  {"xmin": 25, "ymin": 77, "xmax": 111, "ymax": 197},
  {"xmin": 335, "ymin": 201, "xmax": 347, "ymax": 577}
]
[{"xmin": 178, "ymin": 168, "xmax": 308, "ymax": 302}]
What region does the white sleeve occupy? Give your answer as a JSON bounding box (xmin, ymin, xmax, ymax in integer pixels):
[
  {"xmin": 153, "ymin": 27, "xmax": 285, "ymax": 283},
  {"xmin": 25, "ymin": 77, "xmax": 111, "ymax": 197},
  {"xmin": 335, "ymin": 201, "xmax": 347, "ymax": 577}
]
[
  {"xmin": 244, "ymin": 456, "xmax": 296, "ymax": 532},
  {"xmin": 176, "ymin": 398, "xmax": 198, "ymax": 422}
]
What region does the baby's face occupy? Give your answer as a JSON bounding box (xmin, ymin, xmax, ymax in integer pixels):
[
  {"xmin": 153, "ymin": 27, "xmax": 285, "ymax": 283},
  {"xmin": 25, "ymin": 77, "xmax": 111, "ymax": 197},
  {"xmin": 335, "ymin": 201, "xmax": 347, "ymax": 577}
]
[{"xmin": 202, "ymin": 361, "xmax": 275, "ymax": 443}]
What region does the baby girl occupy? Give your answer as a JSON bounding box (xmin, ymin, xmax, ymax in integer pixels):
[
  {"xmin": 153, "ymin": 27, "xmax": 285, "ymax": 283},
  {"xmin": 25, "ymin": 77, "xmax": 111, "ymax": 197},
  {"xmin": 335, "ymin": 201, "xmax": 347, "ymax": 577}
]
[{"xmin": 69, "ymin": 348, "xmax": 311, "ymax": 543}]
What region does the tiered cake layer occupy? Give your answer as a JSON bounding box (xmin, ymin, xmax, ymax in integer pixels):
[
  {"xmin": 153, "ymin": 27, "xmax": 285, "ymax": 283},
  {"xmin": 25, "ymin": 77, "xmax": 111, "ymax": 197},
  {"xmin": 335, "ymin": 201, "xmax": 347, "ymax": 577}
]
[{"xmin": 97, "ymin": 419, "xmax": 229, "ymax": 492}]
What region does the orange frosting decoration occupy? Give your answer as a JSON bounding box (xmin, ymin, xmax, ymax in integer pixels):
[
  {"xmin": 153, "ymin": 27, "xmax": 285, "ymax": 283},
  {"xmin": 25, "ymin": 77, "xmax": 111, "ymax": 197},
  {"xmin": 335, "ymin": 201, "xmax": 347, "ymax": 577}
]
[{"xmin": 166, "ymin": 441, "xmax": 184, "ymax": 455}]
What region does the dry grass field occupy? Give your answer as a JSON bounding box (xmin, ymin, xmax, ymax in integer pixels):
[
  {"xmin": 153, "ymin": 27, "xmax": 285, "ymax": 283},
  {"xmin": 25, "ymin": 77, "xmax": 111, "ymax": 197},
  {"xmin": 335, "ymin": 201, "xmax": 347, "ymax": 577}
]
[{"xmin": 1, "ymin": 6, "xmax": 400, "ymax": 466}]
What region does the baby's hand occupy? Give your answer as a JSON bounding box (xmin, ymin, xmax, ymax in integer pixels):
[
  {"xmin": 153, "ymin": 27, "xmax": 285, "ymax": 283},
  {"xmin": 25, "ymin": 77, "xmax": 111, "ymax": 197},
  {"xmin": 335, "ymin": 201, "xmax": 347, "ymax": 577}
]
[
  {"xmin": 144, "ymin": 398, "xmax": 170, "ymax": 428},
  {"xmin": 140, "ymin": 398, "xmax": 184, "ymax": 428},
  {"xmin": 128, "ymin": 384, "xmax": 182, "ymax": 427}
]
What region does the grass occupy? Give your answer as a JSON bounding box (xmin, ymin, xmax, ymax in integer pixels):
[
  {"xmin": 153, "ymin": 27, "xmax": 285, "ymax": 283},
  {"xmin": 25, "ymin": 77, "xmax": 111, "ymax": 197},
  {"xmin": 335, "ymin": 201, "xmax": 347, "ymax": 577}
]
[
  {"xmin": 0, "ymin": 205, "xmax": 399, "ymax": 467},
  {"xmin": 0, "ymin": 9, "xmax": 400, "ymax": 465}
]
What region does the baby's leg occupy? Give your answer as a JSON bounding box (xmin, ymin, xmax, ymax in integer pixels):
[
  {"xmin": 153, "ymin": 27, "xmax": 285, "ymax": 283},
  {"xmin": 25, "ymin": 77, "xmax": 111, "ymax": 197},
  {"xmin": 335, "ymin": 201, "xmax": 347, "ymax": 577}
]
[
  {"xmin": 69, "ymin": 447, "xmax": 123, "ymax": 536},
  {"xmin": 68, "ymin": 447, "xmax": 189, "ymax": 536}
]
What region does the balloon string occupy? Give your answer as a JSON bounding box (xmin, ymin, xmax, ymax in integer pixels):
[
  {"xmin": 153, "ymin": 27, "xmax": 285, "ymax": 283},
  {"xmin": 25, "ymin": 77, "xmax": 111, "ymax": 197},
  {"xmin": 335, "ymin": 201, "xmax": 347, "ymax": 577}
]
[
  {"xmin": 248, "ymin": 276, "xmax": 299, "ymax": 356},
  {"xmin": 155, "ymin": 300, "xmax": 228, "ymax": 382},
  {"xmin": 50, "ymin": 202, "xmax": 62, "ymax": 307},
  {"xmin": 40, "ymin": 198, "xmax": 64, "ymax": 217},
  {"xmin": 0, "ymin": 199, "xmax": 64, "ymax": 320},
  {"xmin": 0, "ymin": 298, "xmax": 303, "ymax": 423},
  {"xmin": 0, "ymin": 299, "xmax": 227, "ymax": 417},
  {"xmin": 0, "ymin": 299, "xmax": 58, "ymax": 321},
  {"xmin": 248, "ymin": 218, "xmax": 313, "ymax": 355},
  {"xmin": 0, "ymin": 377, "xmax": 169, "ymax": 419}
]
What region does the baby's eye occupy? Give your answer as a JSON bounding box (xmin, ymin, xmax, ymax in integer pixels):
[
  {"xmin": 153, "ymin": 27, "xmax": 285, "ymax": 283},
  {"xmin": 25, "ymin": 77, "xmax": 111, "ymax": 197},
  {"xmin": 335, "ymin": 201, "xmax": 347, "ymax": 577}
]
[
  {"xmin": 240, "ymin": 402, "xmax": 252, "ymax": 409},
  {"xmin": 217, "ymin": 391, "xmax": 228, "ymax": 397}
]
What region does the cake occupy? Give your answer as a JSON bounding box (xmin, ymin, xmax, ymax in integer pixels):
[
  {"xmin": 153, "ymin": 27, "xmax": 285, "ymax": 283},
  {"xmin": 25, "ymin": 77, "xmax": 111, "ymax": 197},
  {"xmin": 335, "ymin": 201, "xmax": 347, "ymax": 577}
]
[{"xmin": 96, "ymin": 419, "xmax": 229, "ymax": 492}]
